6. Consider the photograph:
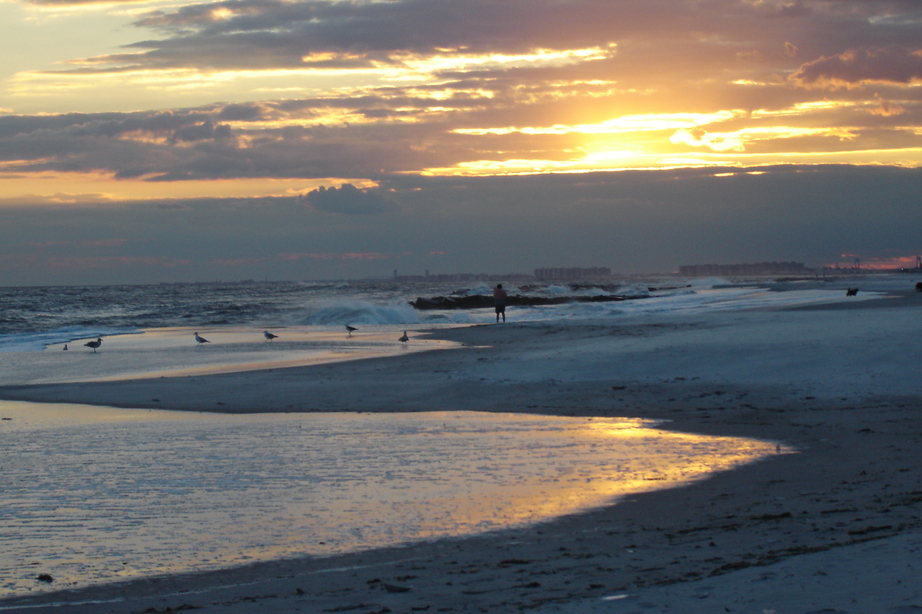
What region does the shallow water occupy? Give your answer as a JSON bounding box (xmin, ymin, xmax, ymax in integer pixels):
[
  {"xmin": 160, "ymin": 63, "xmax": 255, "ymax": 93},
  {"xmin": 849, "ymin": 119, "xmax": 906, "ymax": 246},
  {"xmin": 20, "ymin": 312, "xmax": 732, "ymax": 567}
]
[
  {"xmin": 0, "ymin": 326, "xmax": 457, "ymax": 385},
  {"xmin": 0, "ymin": 402, "xmax": 785, "ymax": 598}
]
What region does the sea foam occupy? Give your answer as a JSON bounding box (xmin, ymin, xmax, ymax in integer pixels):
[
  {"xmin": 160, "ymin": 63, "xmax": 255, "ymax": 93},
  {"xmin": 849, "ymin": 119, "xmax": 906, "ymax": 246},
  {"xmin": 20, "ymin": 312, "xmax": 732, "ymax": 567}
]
[{"xmin": 301, "ymin": 300, "xmax": 421, "ymax": 326}]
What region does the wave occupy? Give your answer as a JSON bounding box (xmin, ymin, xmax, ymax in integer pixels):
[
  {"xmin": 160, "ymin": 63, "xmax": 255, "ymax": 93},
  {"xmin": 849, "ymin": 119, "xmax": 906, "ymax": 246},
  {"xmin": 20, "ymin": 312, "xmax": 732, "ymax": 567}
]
[
  {"xmin": 0, "ymin": 277, "xmax": 899, "ymax": 347},
  {"xmin": 300, "ymin": 300, "xmax": 422, "ymax": 326},
  {"xmin": 464, "ymin": 283, "xmax": 496, "ymax": 295},
  {"xmin": 0, "ymin": 326, "xmax": 142, "ymax": 353}
]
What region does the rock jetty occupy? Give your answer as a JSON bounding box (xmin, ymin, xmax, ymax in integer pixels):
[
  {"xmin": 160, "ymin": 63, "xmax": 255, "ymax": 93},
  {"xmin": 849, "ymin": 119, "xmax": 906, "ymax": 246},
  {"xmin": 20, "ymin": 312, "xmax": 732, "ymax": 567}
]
[{"xmin": 409, "ymin": 293, "xmax": 648, "ymax": 310}]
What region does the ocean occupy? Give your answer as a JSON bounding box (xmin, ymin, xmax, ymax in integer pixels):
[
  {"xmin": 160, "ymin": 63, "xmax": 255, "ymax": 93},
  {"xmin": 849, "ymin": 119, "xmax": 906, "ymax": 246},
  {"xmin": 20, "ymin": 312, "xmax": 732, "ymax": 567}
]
[{"xmin": 0, "ymin": 274, "xmax": 895, "ymax": 352}]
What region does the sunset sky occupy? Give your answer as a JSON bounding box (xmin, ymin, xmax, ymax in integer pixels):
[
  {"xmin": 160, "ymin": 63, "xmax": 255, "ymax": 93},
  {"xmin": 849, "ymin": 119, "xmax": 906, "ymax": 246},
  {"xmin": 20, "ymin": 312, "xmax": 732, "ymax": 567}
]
[{"xmin": 1, "ymin": 0, "xmax": 921, "ymax": 285}]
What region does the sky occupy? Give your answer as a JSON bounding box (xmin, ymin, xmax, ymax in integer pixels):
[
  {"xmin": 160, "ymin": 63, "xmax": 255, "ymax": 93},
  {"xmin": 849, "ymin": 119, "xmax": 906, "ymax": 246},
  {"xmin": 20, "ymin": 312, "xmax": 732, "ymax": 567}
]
[{"xmin": 1, "ymin": 0, "xmax": 921, "ymax": 285}]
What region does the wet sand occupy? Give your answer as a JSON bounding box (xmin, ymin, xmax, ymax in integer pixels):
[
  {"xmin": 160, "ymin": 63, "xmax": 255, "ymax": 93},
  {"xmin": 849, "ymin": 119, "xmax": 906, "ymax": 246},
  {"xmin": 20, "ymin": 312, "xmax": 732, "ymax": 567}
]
[{"xmin": 2, "ymin": 291, "xmax": 922, "ymax": 613}]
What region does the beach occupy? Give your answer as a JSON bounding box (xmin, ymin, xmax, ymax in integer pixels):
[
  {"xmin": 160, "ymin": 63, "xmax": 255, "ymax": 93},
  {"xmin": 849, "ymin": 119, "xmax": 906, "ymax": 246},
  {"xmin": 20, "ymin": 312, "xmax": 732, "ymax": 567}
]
[{"xmin": 2, "ymin": 284, "xmax": 922, "ymax": 613}]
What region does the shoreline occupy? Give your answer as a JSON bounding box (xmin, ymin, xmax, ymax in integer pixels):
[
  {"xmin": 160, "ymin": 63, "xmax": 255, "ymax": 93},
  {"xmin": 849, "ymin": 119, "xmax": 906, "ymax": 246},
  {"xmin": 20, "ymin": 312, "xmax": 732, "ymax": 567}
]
[{"xmin": 2, "ymin": 294, "xmax": 922, "ymax": 612}]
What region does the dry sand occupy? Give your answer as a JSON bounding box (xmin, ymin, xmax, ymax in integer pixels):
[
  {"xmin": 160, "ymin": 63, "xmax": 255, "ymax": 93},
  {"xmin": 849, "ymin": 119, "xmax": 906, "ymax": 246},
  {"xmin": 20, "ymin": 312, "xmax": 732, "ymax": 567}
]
[{"xmin": 2, "ymin": 291, "xmax": 922, "ymax": 613}]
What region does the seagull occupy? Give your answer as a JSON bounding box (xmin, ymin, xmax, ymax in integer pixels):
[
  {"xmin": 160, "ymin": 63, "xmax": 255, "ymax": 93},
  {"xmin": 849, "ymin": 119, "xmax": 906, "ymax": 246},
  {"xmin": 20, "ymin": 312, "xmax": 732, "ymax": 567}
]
[
  {"xmin": 399, "ymin": 331, "xmax": 409, "ymax": 345},
  {"xmin": 194, "ymin": 332, "xmax": 210, "ymax": 346},
  {"xmin": 345, "ymin": 325, "xmax": 357, "ymax": 337},
  {"xmin": 84, "ymin": 338, "xmax": 102, "ymax": 353},
  {"xmin": 263, "ymin": 331, "xmax": 278, "ymax": 342}
]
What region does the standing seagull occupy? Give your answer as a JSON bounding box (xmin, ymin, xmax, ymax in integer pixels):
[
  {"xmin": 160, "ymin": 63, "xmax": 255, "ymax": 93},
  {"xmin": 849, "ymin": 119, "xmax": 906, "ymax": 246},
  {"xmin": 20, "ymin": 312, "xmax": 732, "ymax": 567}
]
[
  {"xmin": 345, "ymin": 325, "xmax": 357, "ymax": 337},
  {"xmin": 194, "ymin": 332, "xmax": 210, "ymax": 346},
  {"xmin": 398, "ymin": 331, "xmax": 409, "ymax": 345},
  {"xmin": 263, "ymin": 331, "xmax": 278, "ymax": 342},
  {"xmin": 84, "ymin": 338, "xmax": 102, "ymax": 353}
]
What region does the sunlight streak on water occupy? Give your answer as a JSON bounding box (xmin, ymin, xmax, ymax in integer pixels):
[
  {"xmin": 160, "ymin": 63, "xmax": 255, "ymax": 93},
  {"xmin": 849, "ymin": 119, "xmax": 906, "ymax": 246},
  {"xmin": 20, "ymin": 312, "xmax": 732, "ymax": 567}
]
[{"xmin": 0, "ymin": 402, "xmax": 787, "ymax": 597}]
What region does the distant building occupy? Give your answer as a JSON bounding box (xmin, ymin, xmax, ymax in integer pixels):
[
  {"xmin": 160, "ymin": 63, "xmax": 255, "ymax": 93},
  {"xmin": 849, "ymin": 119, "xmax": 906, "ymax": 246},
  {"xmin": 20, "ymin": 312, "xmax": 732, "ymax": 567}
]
[
  {"xmin": 678, "ymin": 262, "xmax": 811, "ymax": 277},
  {"xmin": 392, "ymin": 272, "xmax": 532, "ymax": 283},
  {"xmin": 534, "ymin": 267, "xmax": 611, "ymax": 280}
]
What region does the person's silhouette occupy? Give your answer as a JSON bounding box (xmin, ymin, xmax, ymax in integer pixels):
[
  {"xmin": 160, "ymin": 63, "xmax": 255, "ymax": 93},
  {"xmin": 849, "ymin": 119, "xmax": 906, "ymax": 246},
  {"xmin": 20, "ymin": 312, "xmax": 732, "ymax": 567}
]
[{"xmin": 493, "ymin": 284, "xmax": 508, "ymax": 323}]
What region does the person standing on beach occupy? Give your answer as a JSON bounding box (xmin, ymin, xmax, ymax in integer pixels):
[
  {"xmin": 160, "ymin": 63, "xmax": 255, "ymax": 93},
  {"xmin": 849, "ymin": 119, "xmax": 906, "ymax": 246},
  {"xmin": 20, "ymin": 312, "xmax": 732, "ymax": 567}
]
[{"xmin": 493, "ymin": 283, "xmax": 508, "ymax": 323}]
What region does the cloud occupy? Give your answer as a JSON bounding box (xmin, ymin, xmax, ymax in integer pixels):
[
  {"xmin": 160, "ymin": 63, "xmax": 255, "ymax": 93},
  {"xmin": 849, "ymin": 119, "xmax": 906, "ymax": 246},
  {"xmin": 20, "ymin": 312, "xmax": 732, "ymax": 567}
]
[
  {"xmin": 4, "ymin": 1, "xmax": 922, "ymax": 182},
  {"xmin": 32, "ymin": 0, "xmax": 820, "ymax": 77},
  {"xmin": 24, "ymin": 0, "xmax": 151, "ymax": 5},
  {"xmin": 0, "ymin": 192, "xmax": 118, "ymax": 206},
  {"xmin": 43, "ymin": 256, "xmax": 192, "ymax": 270},
  {"xmin": 82, "ymin": 238, "xmax": 129, "ymax": 248},
  {"xmin": 791, "ymin": 47, "xmax": 922, "ymax": 89},
  {"xmin": 869, "ymin": 94, "xmax": 905, "ymax": 117},
  {"xmin": 0, "ymin": 109, "xmax": 218, "ymax": 140},
  {"xmin": 303, "ymin": 184, "xmax": 400, "ymax": 215},
  {"xmin": 775, "ymin": 1, "xmax": 811, "ymax": 18},
  {"xmin": 2, "ymin": 165, "xmax": 921, "ymax": 286},
  {"xmin": 0, "ymin": 102, "xmax": 469, "ymax": 180},
  {"xmin": 171, "ymin": 119, "xmax": 233, "ymax": 143},
  {"xmin": 279, "ymin": 252, "xmax": 391, "ymax": 261}
]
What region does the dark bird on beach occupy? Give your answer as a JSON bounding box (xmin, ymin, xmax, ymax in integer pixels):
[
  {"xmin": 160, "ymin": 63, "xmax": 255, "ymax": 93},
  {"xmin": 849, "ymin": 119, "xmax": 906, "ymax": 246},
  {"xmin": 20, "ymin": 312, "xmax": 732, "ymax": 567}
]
[
  {"xmin": 263, "ymin": 331, "xmax": 278, "ymax": 342},
  {"xmin": 84, "ymin": 338, "xmax": 102, "ymax": 353},
  {"xmin": 345, "ymin": 325, "xmax": 357, "ymax": 337},
  {"xmin": 399, "ymin": 331, "xmax": 409, "ymax": 344},
  {"xmin": 194, "ymin": 332, "xmax": 210, "ymax": 345},
  {"xmin": 63, "ymin": 344, "xmax": 68, "ymax": 351},
  {"xmin": 846, "ymin": 287, "xmax": 859, "ymax": 296}
]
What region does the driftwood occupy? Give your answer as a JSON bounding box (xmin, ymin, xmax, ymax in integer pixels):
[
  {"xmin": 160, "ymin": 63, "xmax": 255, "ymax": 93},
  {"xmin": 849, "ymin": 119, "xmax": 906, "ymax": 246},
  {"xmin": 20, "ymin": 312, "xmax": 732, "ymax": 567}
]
[{"xmin": 409, "ymin": 293, "xmax": 648, "ymax": 310}]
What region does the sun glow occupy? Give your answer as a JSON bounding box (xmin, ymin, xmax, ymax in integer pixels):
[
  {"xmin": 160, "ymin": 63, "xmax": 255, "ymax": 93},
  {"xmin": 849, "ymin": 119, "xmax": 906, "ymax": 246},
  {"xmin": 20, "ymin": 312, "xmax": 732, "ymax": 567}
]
[
  {"xmin": 453, "ymin": 110, "xmax": 743, "ymax": 136},
  {"xmin": 395, "ymin": 45, "xmax": 614, "ymax": 75}
]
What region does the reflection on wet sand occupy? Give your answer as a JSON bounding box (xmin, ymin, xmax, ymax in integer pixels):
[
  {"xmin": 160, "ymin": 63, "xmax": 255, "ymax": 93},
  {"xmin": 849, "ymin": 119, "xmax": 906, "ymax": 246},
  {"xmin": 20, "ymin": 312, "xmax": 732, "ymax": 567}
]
[{"xmin": 0, "ymin": 403, "xmax": 787, "ymax": 597}]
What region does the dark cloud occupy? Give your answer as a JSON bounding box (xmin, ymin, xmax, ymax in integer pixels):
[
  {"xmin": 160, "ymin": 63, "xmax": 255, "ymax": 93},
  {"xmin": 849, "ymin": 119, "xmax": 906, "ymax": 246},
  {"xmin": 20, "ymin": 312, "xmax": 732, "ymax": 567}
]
[
  {"xmin": 170, "ymin": 119, "xmax": 234, "ymax": 143},
  {"xmin": 0, "ymin": 110, "xmax": 214, "ymax": 141},
  {"xmin": 775, "ymin": 1, "xmax": 812, "ymax": 18},
  {"xmin": 217, "ymin": 103, "xmax": 265, "ymax": 121},
  {"xmin": 792, "ymin": 46, "xmax": 922, "ymax": 88},
  {"xmin": 0, "ymin": 99, "xmax": 512, "ymax": 180},
  {"xmin": 303, "ymin": 184, "xmax": 400, "ymax": 215},
  {"xmin": 2, "ymin": 166, "xmax": 921, "ymax": 285},
  {"xmin": 22, "ymin": 0, "xmax": 895, "ymax": 79}
]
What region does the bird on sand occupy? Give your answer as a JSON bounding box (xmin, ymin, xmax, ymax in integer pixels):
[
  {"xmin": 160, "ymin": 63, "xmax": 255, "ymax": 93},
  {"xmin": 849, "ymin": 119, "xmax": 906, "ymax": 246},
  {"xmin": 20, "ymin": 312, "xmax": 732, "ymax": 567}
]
[
  {"xmin": 63, "ymin": 344, "xmax": 68, "ymax": 351},
  {"xmin": 194, "ymin": 332, "xmax": 210, "ymax": 345},
  {"xmin": 399, "ymin": 331, "xmax": 409, "ymax": 345},
  {"xmin": 263, "ymin": 331, "xmax": 278, "ymax": 342},
  {"xmin": 345, "ymin": 325, "xmax": 357, "ymax": 337},
  {"xmin": 84, "ymin": 338, "xmax": 102, "ymax": 353}
]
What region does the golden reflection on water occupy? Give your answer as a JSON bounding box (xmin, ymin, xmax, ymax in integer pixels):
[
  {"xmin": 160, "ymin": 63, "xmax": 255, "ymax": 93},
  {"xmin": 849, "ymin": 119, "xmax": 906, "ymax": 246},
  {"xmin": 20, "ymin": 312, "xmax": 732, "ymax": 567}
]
[{"xmin": 0, "ymin": 403, "xmax": 788, "ymax": 597}]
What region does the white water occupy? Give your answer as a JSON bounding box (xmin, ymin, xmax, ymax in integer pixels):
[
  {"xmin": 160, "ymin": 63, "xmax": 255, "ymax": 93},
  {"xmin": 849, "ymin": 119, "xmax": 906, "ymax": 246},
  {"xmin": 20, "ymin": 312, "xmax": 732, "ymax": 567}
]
[{"xmin": 1, "ymin": 275, "xmax": 906, "ymax": 353}]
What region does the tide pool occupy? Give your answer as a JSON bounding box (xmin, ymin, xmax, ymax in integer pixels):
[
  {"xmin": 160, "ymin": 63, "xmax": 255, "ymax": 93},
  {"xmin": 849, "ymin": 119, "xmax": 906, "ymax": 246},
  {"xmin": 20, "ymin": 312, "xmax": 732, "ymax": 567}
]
[{"xmin": 0, "ymin": 402, "xmax": 786, "ymax": 598}]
